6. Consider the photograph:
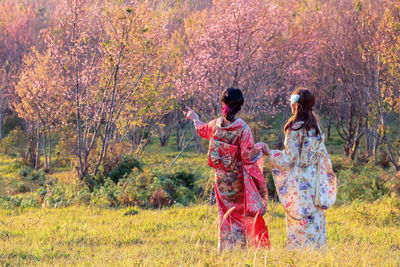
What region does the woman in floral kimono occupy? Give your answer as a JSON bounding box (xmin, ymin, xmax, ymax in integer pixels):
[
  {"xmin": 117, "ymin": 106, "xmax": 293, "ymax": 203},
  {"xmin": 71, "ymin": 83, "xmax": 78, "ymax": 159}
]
[
  {"xmin": 261, "ymin": 88, "xmax": 337, "ymax": 250},
  {"xmin": 186, "ymin": 88, "xmax": 270, "ymax": 251}
]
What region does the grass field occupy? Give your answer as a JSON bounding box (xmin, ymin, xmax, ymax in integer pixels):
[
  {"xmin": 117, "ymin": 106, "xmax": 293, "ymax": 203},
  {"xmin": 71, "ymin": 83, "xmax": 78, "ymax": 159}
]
[
  {"xmin": 0, "ymin": 122, "xmax": 399, "ymax": 266},
  {"xmin": 1, "ymin": 197, "xmax": 399, "ymax": 266}
]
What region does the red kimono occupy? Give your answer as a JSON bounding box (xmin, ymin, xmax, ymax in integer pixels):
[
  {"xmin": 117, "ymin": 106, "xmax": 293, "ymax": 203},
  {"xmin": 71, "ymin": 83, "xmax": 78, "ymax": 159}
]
[{"xmin": 195, "ymin": 117, "xmax": 270, "ymax": 251}]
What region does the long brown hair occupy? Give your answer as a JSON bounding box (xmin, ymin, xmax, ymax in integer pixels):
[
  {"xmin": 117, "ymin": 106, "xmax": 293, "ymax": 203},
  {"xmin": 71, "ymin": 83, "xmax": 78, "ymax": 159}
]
[{"xmin": 284, "ymin": 88, "xmax": 321, "ymax": 135}]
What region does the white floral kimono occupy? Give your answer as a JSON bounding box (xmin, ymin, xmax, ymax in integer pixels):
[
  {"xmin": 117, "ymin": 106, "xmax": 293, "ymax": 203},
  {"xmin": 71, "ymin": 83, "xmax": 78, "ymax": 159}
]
[{"xmin": 269, "ymin": 121, "xmax": 337, "ymax": 249}]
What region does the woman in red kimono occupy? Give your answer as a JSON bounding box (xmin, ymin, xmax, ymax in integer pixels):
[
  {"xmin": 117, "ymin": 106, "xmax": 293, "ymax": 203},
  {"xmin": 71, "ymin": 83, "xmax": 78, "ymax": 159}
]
[{"xmin": 186, "ymin": 88, "xmax": 270, "ymax": 251}]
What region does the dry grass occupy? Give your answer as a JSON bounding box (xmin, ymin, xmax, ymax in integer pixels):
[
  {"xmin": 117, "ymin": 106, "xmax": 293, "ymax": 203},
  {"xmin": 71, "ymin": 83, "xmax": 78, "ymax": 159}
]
[{"xmin": 1, "ymin": 197, "xmax": 399, "ymax": 266}]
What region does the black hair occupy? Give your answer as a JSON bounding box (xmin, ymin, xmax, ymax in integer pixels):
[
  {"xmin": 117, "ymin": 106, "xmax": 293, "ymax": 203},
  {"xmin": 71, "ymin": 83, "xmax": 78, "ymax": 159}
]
[{"xmin": 220, "ymin": 87, "xmax": 244, "ymax": 122}]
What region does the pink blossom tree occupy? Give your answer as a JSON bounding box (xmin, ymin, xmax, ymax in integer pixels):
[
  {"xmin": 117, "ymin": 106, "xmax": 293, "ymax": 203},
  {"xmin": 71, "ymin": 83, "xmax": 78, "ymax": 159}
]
[
  {"xmin": 178, "ymin": 0, "xmax": 302, "ymax": 121},
  {"xmin": 15, "ymin": 48, "xmax": 63, "ymax": 170},
  {"xmin": 34, "ymin": 0, "xmax": 175, "ymax": 179},
  {"xmin": 0, "ymin": 0, "xmax": 48, "ymax": 140}
]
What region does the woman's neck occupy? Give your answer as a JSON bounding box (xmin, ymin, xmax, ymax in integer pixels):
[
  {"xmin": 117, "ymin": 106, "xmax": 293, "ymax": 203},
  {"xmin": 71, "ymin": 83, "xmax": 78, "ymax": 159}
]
[{"xmin": 222, "ymin": 116, "xmax": 236, "ymax": 127}]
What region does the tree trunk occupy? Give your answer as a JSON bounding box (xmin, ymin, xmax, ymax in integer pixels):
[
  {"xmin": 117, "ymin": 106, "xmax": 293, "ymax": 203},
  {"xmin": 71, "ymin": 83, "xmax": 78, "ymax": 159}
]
[
  {"xmin": 383, "ymin": 133, "xmax": 400, "ymax": 171},
  {"xmin": 277, "ymin": 110, "xmax": 290, "ymax": 150},
  {"xmin": 176, "ymin": 121, "xmax": 189, "ymax": 150},
  {"xmin": 28, "ymin": 136, "xmax": 36, "ymax": 168},
  {"xmin": 194, "ymin": 131, "xmax": 202, "ymax": 154},
  {"xmin": 349, "ymin": 136, "xmax": 361, "ymax": 160},
  {"xmin": 364, "ymin": 119, "xmax": 371, "ymax": 159},
  {"xmin": 160, "ymin": 125, "xmax": 171, "ymax": 147},
  {"xmin": 377, "ymin": 73, "xmax": 400, "ymax": 170},
  {"xmin": 35, "ymin": 122, "xmax": 40, "ymax": 170},
  {"xmin": 176, "ymin": 123, "xmax": 180, "ymax": 150},
  {"xmin": 94, "ymin": 123, "xmax": 112, "ymax": 176},
  {"xmin": 179, "ymin": 129, "xmax": 187, "ymax": 151},
  {"xmin": 48, "ymin": 127, "xmax": 52, "ymax": 172},
  {"xmin": 373, "ymin": 130, "xmax": 380, "ymax": 164},
  {"xmin": 135, "ymin": 130, "xmax": 152, "ymax": 158},
  {"xmin": 42, "ymin": 129, "xmax": 48, "ymax": 170},
  {"xmin": 326, "ymin": 112, "xmax": 332, "ymax": 140},
  {"xmin": 0, "ymin": 110, "xmax": 4, "ymax": 140},
  {"xmin": 343, "ymin": 132, "xmax": 364, "ymax": 160}
]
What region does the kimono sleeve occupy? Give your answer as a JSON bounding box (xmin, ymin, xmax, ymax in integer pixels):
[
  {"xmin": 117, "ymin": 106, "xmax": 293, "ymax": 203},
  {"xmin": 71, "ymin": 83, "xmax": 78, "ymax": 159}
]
[
  {"xmin": 194, "ymin": 120, "xmax": 214, "ymax": 140},
  {"xmin": 240, "ymin": 126, "xmax": 266, "ymax": 193},
  {"xmin": 268, "ymin": 129, "xmax": 301, "ymax": 216},
  {"xmin": 317, "ymin": 151, "xmax": 337, "ymax": 208},
  {"xmin": 269, "ymin": 129, "xmax": 300, "ymax": 170}
]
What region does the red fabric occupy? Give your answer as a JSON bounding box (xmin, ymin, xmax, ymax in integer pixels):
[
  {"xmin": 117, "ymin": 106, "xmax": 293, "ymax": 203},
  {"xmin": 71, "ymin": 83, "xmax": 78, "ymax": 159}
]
[
  {"xmin": 244, "ymin": 216, "xmax": 270, "ymax": 248},
  {"xmin": 196, "ymin": 118, "xmax": 270, "ymax": 250}
]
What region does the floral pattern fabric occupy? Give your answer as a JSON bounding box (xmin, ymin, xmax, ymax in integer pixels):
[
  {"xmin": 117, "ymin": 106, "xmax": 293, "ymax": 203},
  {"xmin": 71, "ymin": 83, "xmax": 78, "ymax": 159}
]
[
  {"xmin": 196, "ymin": 117, "xmax": 270, "ymax": 251},
  {"xmin": 269, "ymin": 121, "xmax": 337, "ymax": 250}
]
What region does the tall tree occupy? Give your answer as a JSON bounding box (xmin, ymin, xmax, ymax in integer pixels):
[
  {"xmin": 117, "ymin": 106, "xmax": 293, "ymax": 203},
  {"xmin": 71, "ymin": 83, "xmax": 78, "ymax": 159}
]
[
  {"xmin": 15, "ymin": 48, "xmax": 62, "ymax": 170},
  {"xmin": 179, "ymin": 0, "xmax": 293, "ymax": 120},
  {"xmin": 0, "ymin": 0, "xmax": 48, "ymax": 139},
  {"xmin": 364, "ymin": 0, "xmax": 400, "ymax": 170},
  {"xmin": 39, "ymin": 0, "xmax": 174, "ymax": 179},
  {"xmin": 42, "ymin": 0, "xmax": 106, "ymax": 179}
]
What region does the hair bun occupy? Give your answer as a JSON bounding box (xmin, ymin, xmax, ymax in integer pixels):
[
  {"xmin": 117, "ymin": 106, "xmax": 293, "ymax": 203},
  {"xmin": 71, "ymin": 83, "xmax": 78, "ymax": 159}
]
[{"xmin": 220, "ymin": 88, "xmax": 244, "ymax": 122}]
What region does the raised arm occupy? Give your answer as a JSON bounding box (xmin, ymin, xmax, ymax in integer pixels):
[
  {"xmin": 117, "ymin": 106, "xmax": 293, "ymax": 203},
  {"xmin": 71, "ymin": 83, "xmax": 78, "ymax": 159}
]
[{"xmin": 185, "ymin": 107, "xmax": 213, "ymax": 140}]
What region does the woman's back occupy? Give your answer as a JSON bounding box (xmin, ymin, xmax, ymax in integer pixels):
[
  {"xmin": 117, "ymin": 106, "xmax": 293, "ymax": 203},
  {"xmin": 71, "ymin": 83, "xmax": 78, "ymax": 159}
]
[
  {"xmin": 265, "ymin": 88, "xmax": 337, "ymax": 249},
  {"xmin": 186, "ymin": 86, "xmax": 271, "ymax": 250},
  {"xmin": 272, "ymin": 121, "xmax": 336, "ymax": 212},
  {"xmin": 209, "ymin": 118, "xmax": 246, "ymax": 145}
]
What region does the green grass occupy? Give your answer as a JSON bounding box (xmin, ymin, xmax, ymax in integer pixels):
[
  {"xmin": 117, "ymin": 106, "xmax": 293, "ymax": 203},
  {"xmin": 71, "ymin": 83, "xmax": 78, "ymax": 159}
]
[
  {"xmin": 1, "ymin": 197, "xmax": 399, "ymax": 266},
  {"xmin": 1, "ymin": 116, "xmax": 399, "ymax": 266},
  {"xmin": 0, "ymin": 153, "xmax": 20, "ymax": 180}
]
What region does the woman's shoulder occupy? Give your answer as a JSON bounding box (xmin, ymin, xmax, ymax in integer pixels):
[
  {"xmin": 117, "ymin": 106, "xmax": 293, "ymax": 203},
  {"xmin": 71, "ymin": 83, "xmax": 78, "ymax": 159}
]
[
  {"xmin": 208, "ymin": 118, "xmax": 219, "ymax": 125},
  {"xmin": 289, "ymin": 121, "xmax": 322, "ymax": 136},
  {"xmin": 288, "ymin": 121, "xmax": 304, "ymax": 133},
  {"xmin": 293, "ymin": 120, "xmax": 305, "ymax": 127},
  {"xmin": 237, "ymin": 119, "xmax": 251, "ymax": 133},
  {"xmin": 216, "ymin": 117, "xmax": 247, "ymax": 130}
]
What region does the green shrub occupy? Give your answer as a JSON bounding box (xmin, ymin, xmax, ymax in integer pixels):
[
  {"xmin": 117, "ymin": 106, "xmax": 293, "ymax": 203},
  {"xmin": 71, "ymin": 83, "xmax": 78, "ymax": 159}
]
[
  {"xmin": 152, "ymin": 171, "xmax": 202, "ymax": 206},
  {"xmin": 41, "ymin": 184, "xmax": 70, "ymax": 208},
  {"xmin": 92, "ymin": 178, "xmax": 123, "ymax": 208},
  {"xmin": 20, "ymin": 194, "xmax": 40, "ymax": 208},
  {"xmin": 0, "ymin": 194, "xmax": 40, "ymax": 209},
  {"xmin": 20, "ymin": 167, "xmax": 48, "ymax": 186},
  {"xmin": 0, "ymin": 195, "xmax": 23, "ymax": 208},
  {"xmin": 35, "ymin": 183, "xmax": 90, "ymax": 208},
  {"xmin": 7, "ymin": 180, "xmax": 30, "ymax": 194},
  {"xmin": 123, "ymin": 207, "xmax": 139, "ymax": 216},
  {"xmin": 175, "ymin": 186, "xmax": 194, "ymax": 206},
  {"xmin": 330, "ymin": 154, "xmax": 346, "ymax": 173},
  {"xmin": 6, "ymin": 167, "xmax": 51, "ymax": 195},
  {"xmin": 0, "ymin": 161, "xmax": 22, "ymax": 175},
  {"xmin": 263, "ymin": 165, "xmax": 277, "ymax": 200},
  {"xmin": 74, "ymin": 187, "xmax": 92, "ymax": 205},
  {"xmin": 2, "ymin": 115, "xmax": 25, "ymax": 137},
  {"xmin": 0, "ymin": 177, "xmax": 6, "ymax": 197},
  {"xmin": 108, "ymin": 157, "xmax": 143, "ymax": 184},
  {"xmin": 337, "ymin": 162, "xmax": 392, "ymax": 203},
  {"xmin": 112, "ymin": 168, "xmax": 205, "ymax": 209},
  {"xmin": 170, "ymin": 171, "xmax": 196, "ymax": 188},
  {"xmin": 0, "ymin": 127, "xmax": 28, "ymax": 157}
]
